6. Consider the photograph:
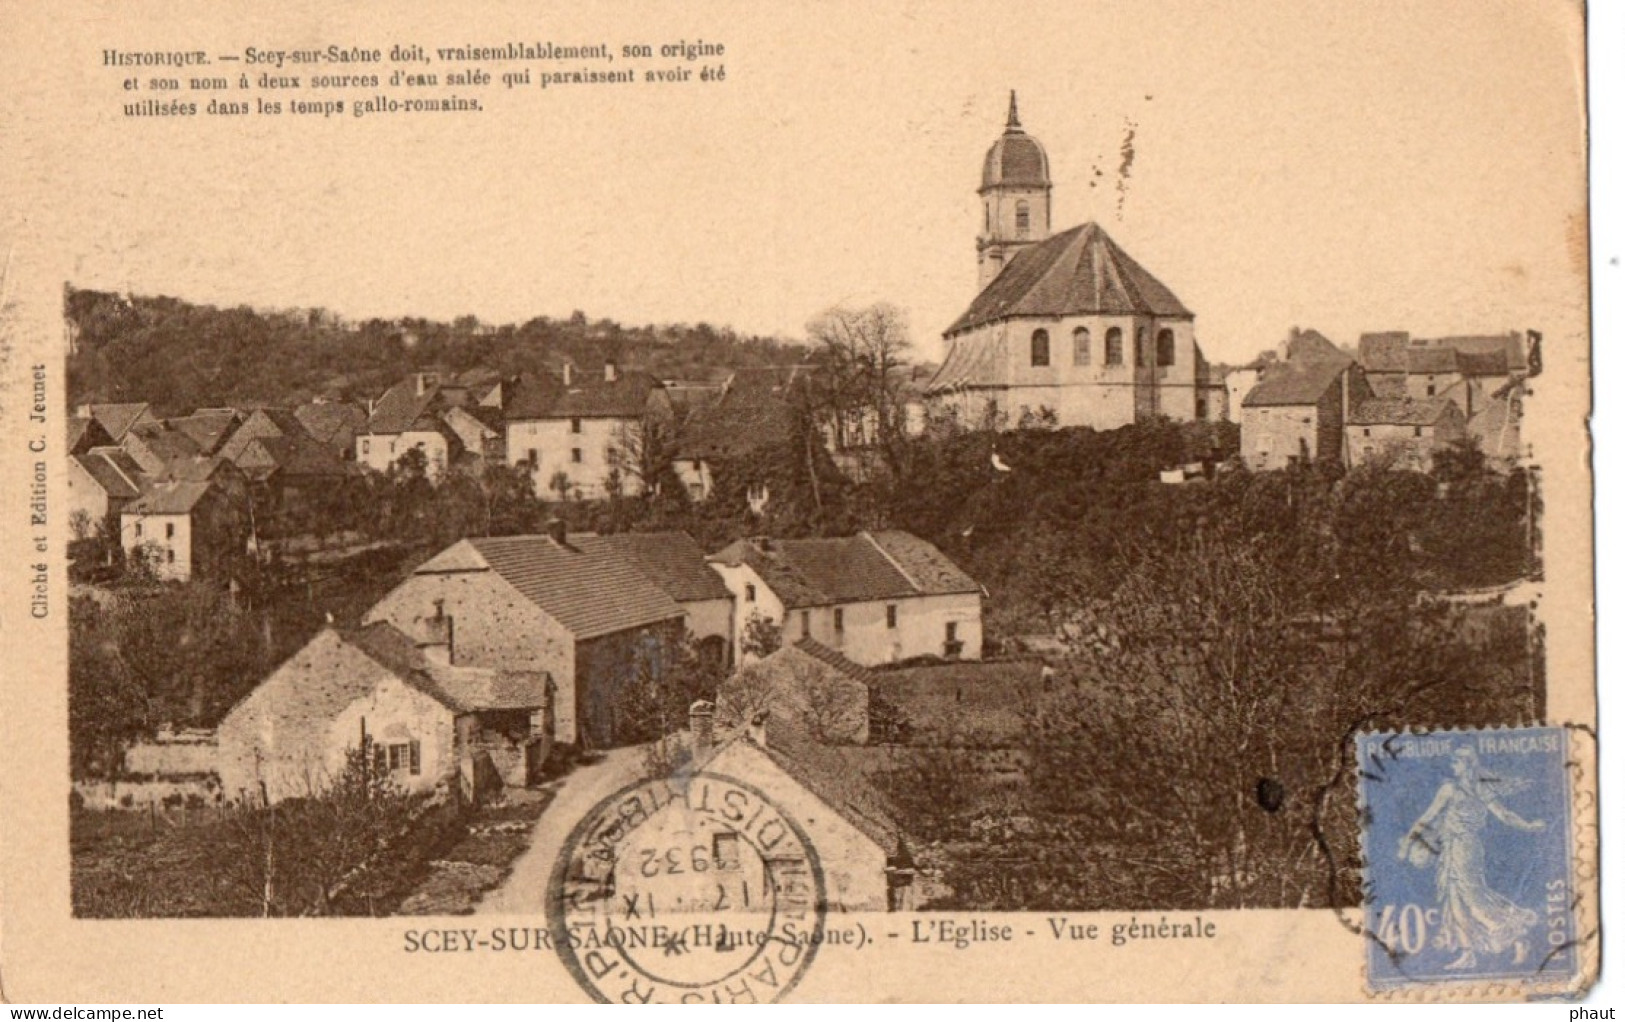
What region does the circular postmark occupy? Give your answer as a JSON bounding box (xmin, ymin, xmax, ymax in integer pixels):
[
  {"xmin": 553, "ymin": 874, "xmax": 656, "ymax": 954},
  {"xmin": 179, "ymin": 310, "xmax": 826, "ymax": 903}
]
[{"xmin": 546, "ymin": 771, "xmax": 828, "ymax": 1004}]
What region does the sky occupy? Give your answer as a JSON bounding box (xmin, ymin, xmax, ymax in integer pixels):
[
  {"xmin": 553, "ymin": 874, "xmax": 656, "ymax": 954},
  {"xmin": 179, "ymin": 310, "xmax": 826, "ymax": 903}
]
[{"xmin": 15, "ymin": 0, "xmax": 1590, "ymax": 366}]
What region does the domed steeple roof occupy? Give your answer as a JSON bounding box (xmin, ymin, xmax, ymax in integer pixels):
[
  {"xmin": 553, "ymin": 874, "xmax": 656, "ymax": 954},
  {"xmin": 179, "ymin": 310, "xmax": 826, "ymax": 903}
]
[{"xmin": 981, "ymin": 92, "xmax": 1051, "ymax": 191}]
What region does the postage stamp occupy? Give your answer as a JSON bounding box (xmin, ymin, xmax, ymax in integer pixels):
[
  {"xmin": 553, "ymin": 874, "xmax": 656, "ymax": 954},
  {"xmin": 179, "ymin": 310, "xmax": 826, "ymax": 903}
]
[
  {"xmin": 546, "ymin": 770, "xmax": 828, "ymax": 1004},
  {"xmin": 1357, "ymin": 727, "xmax": 1577, "ymax": 991}
]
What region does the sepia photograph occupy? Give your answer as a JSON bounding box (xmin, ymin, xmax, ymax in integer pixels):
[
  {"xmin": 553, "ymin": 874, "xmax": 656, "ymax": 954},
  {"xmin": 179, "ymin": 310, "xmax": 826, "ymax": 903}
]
[{"xmin": 0, "ymin": 0, "xmax": 1599, "ymax": 1004}]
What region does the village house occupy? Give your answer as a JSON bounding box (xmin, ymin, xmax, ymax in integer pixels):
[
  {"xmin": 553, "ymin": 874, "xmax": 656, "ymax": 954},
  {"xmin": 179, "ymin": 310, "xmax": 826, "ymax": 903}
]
[
  {"xmin": 504, "ymin": 362, "xmax": 673, "ymax": 500},
  {"xmin": 1345, "ymin": 397, "xmax": 1469, "ymax": 472},
  {"xmin": 680, "ymin": 702, "xmax": 915, "ymax": 911},
  {"xmin": 592, "ymin": 530, "xmax": 736, "ymax": 664},
  {"xmin": 708, "ymin": 531, "xmax": 984, "ymax": 666},
  {"xmin": 1239, "ymin": 339, "xmax": 1372, "ymax": 470},
  {"xmin": 927, "ymin": 95, "xmax": 1226, "ymax": 429},
  {"xmin": 292, "ymin": 400, "xmax": 368, "ymax": 462},
  {"xmin": 1357, "ymin": 330, "xmax": 1529, "ymax": 466},
  {"xmin": 217, "ymin": 623, "xmax": 553, "ymax": 805},
  {"xmin": 355, "ymin": 372, "xmax": 466, "ymax": 478},
  {"xmin": 441, "ymin": 404, "xmax": 508, "ymax": 472},
  {"xmin": 363, "ymin": 521, "xmax": 688, "ymax": 748},
  {"xmin": 118, "ymin": 478, "xmax": 246, "ymax": 582},
  {"xmin": 672, "ymin": 366, "xmax": 810, "ymax": 504},
  {"xmin": 218, "ymin": 407, "xmax": 311, "ymax": 464},
  {"xmin": 67, "ymin": 446, "xmax": 146, "ymax": 536}
]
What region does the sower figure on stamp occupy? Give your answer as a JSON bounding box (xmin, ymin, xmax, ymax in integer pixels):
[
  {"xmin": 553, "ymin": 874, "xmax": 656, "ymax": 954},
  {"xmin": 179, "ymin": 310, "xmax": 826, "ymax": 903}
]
[{"xmin": 1398, "ymin": 747, "xmax": 1546, "ymax": 970}]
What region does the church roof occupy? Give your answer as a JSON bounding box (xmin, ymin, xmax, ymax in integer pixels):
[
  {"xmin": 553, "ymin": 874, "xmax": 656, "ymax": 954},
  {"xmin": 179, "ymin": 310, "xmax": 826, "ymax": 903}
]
[
  {"xmin": 981, "ymin": 92, "xmax": 1050, "ymax": 191},
  {"xmin": 945, "ymin": 223, "xmax": 1192, "ymax": 338}
]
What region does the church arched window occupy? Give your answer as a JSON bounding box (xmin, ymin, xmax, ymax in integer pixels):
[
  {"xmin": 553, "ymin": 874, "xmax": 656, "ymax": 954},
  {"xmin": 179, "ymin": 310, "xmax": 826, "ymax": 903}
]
[
  {"xmin": 1105, "ymin": 327, "xmax": 1124, "ymax": 365},
  {"xmin": 1073, "ymin": 327, "xmax": 1090, "ymax": 365},
  {"xmin": 1157, "ymin": 328, "xmax": 1176, "ymax": 367},
  {"xmin": 1030, "ymin": 329, "xmax": 1050, "ymax": 367},
  {"xmin": 1015, "ymin": 201, "xmax": 1031, "ymax": 238}
]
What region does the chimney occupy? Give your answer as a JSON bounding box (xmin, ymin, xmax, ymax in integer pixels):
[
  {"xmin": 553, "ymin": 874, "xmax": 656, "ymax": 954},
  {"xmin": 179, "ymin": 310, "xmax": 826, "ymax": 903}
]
[
  {"xmin": 546, "ymin": 517, "xmax": 567, "ymax": 545},
  {"xmin": 690, "ymin": 699, "xmax": 715, "ymax": 754},
  {"xmin": 604, "ymin": 360, "xmax": 619, "ymax": 383},
  {"xmin": 561, "ymin": 361, "xmax": 573, "ymax": 386}
]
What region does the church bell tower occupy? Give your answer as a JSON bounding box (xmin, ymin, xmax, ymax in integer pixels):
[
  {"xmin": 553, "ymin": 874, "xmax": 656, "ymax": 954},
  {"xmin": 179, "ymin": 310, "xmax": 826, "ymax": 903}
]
[{"xmin": 977, "ymin": 91, "xmax": 1053, "ymax": 289}]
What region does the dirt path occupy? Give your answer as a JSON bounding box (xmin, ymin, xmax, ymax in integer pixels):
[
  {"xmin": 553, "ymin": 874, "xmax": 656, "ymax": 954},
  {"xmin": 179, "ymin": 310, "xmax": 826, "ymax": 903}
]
[{"xmin": 475, "ymin": 746, "xmax": 646, "ymax": 915}]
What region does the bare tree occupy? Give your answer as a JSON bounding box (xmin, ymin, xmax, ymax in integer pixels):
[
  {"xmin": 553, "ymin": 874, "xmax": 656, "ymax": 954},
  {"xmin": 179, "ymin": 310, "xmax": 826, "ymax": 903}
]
[{"xmin": 805, "ymin": 302, "xmax": 915, "ymax": 467}]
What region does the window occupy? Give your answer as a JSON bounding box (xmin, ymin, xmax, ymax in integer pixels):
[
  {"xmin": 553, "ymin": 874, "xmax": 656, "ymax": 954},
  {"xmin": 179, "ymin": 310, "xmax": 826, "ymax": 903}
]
[
  {"xmin": 834, "ymin": 608, "xmax": 844, "ymax": 632},
  {"xmin": 800, "ymin": 611, "xmax": 810, "ymax": 638},
  {"xmin": 380, "ymin": 741, "xmax": 422, "ymax": 776},
  {"xmin": 166, "ymin": 549, "xmax": 175, "ymax": 564},
  {"xmin": 1196, "ymin": 397, "xmax": 1207, "ymax": 420},
  {"xmin": 571, "ymin": 417, "xmax": 582, "ymax": 434},
  {"xmin": 134, "ymin": 523, "xmax": 142, "ymax": 539},
  {"xmin": 1015, "ymin": 200, "xmax": 1030, "ymax": 238},
  {"xmin": 1105, "ymin": 327, "xmax": 1124, "ymax": 365},
  {"xmin": 1363, "ymin": 428, "xmax": 1372, "ymax": 437},
  {"xmin": 361, "ymin": 439, "xmax": 370, "ymax": 457},
  {"xmin": 745, "ymin": 583, "xmax": 756, "ymax": 603},
  {"xmin": 1157, "ymin": 328, "xmax": 1176, "ymax": 367},
  {"xmin": 571, "ymin": 448, "xmax": 582, "ymax": 464},
  {"xmin": 984, "ymin": 203, "xmax": 991, "ymax": 233},
  {"xmin": 1426, "ymin": 383, "xmax": 1437, "ymax": 397},
  {"xmin": 1030, "ymin": 329, "xmax": 1050, "ymax": 367},
  {"xmin": 165, "ymin": 522, "xmax": 175, "ymax": 539},
  {"xmin": 1073, "ymin": 327, "xmax": 1090, "ymax": 365},
  {"xmin": 886, "ymin": 604, "xmax": 897, "ymax": 629},
  {"xmin": 946, "ymin": 622, "xmax": 958, "ymax": 642},
  {"xmin": 1414, "ymin": 426, "xmax": 1424, "ymax": 438},
  {"xmin": 713, "ymin": 832, "xmax": 741, "ymax": 871},
  {"xmin": 527, "ymin": 448, "xmax": 538, "ymax": 466},
  {"xmin": 944, "ymin": 621, "xmax": 963, "ymax": 658}
]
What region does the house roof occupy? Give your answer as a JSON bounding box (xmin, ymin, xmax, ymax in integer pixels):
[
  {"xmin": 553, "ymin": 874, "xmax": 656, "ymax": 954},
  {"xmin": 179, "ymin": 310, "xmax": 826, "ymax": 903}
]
[
  {"xmin": 73, "ymin": 449, "xmax": 142, "ymax": 500},
  {"xmin": 709, "ymin": 531, "xmax": 979, "ymax": 610},
  {"xmin": 535, "ymin": 370, "xmax": 662, "ymax": 420},
  {"xmin": 1358, "ymin": 332, "xmax": 1411, "ymax": 372},
  {"xmin": 945, "ymin": 222, "xmax": 1192, "ymax": 338},
  {"xmin": 788, "ymin": 637, "xmax": 882, "ymax": 686},
  {"xmin": 347, "ymin": 622, "xmax": 551, "ymax": 713},
  {"xmin": 1347, "ymin": 396, "xmax": 1457, "ymax": 426},
  {"xmin": 126, "ymin": 480, "xmax": 213, "ymax": 515},
  {"xmin": 293, "ymin": 401, "xmax": 367, "ymax": 448},
  {"xmin": 1284, "ymin": 329, "xmax": 1345, "ymax": 363},
  {"xmin": 163, "ymin": 454, "xmax": 235, "ymax": 483},
  {"xmin": 1242, "ymin": 357, "xmax": 1351, "ymax": 407},
  {"xmin": 593, "ymin": 531, "xmax": 732, "ymax": 603},
  {"xmin": 364, "ymin": 379, "xmax": 442, "ymax": 435},
  {"xmin": 502, "ymin": 373, "xmax": 565, "ymax": 421},
  {"xmin": 1406, "ymin": 347, "xmax": 1458, "ymax": 374},
  {"xmin": 674, "ymin": 378, "xmax": 801, "ymax": 459},
  {"xmin": 694, "ymin": 717, "xmax": 905, "ymax": 851},
  {"xmin": 1359, "ymin": 332, "xmax": 1526, "ymax": 377},
  {"xmin": 67, "ymin": 415, "xmax": 112, "ymax": 453},
  {"xmin": 251, "ymin": 434, "xmax": 358, "ymax": 478},
  {"xmin": 85, "ymin": 402, "xmax": 151, "ymax": 441},
  {"xmin": 128, "ymin": 422, "xmax": 203, "ymax": 467},
  {"xmin": 166, "ymin": 410, "xmax": 241, "ymax": 455},
  {"xmin": 414, "ymin": 534, "xmax": 686, "ymax": 640}
]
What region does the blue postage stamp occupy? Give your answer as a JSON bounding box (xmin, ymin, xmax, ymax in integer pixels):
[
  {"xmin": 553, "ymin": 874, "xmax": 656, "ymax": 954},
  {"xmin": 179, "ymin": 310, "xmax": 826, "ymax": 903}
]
[{"xmin": 1358, "ymin": 727, "xmax": 1576, "ymax": 990}]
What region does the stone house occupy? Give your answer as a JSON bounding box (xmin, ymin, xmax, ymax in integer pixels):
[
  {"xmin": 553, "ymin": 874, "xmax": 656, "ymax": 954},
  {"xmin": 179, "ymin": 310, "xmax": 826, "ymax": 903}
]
[
  {"xmin": 1358, "ymin": 330, "xmax": 1529, "ymax": 466},
  {"xmin": 68, "ymin": 446, "xmax": 145, "ymax": 535},
  {"xmin": 356, "ymin": 372, "xmax": 466, "ymax": 478},
  {"xmin": 217, "ymin": 624, "xmax": 552, "ymax": 804},
  {"xmin": 363, "ymin": 522, "xmax": 688, "ymax": 748},
  {"xmin": 593, "ymin": 530, "xmax": 735, "ymax": 663},
  {"xmin": 685, "ymin": 705, "xmax": 914, "ymax": 912},
  {"xmin": 708, "ymin": 531, "xmax": 984, "ymax": 667},
  {"xmin": 119, "ymin": 478, "xmax": 246, "ymax": 582},
  {"xmin": 1345, "ymin": 397, "xmax": 1469, "ymax": 472},
  {"xmin": 504, "ymin": 362, "xmax": 673, "ymax": 500},
  {"xmin": 672, "ymin": 366, "xmax": 809, "ymax": 504},
  {"xmin": 1240, "ymin": 355, "xmax": 1371, "ymax": 470}
]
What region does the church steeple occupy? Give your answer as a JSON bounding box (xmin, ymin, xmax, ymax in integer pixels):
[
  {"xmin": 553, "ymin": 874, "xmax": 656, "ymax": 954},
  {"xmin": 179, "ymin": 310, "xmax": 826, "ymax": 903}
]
[{"xmin": 976, "ymin": 92, "xmax": 1052, "ymax": 289}]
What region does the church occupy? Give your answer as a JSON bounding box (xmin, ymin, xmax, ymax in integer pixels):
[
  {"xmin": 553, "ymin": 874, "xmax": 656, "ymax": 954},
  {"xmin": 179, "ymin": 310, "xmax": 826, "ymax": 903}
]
[{"xmin": 928, "ymin": 94, "xmax": 1227, "ymax": 429}]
